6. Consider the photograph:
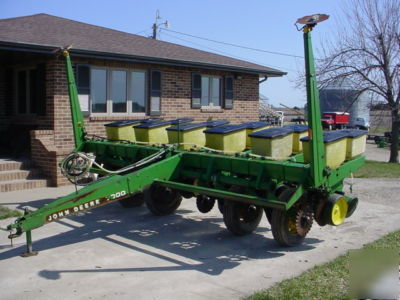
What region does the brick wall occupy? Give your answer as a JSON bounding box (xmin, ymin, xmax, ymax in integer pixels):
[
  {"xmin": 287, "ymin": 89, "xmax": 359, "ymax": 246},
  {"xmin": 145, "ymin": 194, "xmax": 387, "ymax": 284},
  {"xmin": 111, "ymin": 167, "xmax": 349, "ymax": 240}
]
[
  {"xmin": 11, "ymin": 56, "xmax": 261, "ymax": 186},
  {"xmin": 44, "ymin": 57, "xmax": 259, "ymax": 147}
]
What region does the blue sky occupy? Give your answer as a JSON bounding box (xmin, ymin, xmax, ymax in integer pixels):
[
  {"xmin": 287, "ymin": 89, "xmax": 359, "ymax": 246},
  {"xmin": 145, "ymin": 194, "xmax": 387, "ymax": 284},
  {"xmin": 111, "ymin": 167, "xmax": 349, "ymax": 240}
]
[{"xmin": 1, "ymin": 0, "xmax": 346, "ymax": 107}]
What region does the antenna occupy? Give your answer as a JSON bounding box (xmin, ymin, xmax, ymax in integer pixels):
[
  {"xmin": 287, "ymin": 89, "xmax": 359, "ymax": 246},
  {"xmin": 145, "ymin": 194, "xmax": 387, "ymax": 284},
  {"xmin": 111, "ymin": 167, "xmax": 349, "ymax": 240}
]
[{"xmin": 152, "ymin": 10, "xmax": 170, "ymax": 39}]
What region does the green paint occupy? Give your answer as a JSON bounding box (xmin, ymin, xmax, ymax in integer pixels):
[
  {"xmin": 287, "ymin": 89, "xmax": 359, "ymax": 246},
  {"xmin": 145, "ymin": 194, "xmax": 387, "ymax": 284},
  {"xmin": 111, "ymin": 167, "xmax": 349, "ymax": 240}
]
[
  {"xmin": 65, "ymin": 53, "xmax": 85, "ymax": 148},
  {"xmin": 304, "ymin": 29, "xmax": 325, "ymax": 188}
]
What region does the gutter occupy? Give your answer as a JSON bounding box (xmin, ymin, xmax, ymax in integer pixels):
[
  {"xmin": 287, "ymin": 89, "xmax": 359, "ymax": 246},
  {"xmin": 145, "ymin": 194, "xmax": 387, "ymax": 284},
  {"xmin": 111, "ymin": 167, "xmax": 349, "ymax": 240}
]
[{"xmin": 0, "ymin": 41, "xmax": 287, "ymax": 77}]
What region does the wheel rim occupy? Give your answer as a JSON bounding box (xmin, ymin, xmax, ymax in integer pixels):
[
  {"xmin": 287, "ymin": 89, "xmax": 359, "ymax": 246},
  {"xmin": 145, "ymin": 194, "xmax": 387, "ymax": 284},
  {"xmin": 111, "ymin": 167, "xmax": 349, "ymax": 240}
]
[{"xmin": 331, "ymin": 197, "xmax": 348, "ymax": 225}]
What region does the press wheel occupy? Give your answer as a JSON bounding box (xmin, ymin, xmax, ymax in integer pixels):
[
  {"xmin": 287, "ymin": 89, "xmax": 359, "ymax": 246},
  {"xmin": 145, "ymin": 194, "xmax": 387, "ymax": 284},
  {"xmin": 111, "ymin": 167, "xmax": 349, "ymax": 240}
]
[
  {"xmin": 145, "ymin": 185, "xmax": 182, "ymax": 216},
  {"xmin": 222, "ymin": 185, "xmax": 263, "ymax": 237}
]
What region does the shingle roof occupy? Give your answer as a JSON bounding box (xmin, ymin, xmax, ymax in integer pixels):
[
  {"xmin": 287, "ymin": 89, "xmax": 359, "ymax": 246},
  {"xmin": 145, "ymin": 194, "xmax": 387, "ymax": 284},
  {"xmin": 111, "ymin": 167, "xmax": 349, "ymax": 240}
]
[{"xmin": 0, "ymin": 14, "xmax": 285, "ymax": 77}]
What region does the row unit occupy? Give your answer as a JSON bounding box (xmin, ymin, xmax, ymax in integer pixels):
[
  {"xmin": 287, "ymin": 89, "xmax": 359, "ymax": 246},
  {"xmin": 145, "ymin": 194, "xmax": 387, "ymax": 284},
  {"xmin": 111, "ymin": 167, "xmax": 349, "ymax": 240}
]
[
  {"xmin": 104, "ymin": 119, "xmax": 367, "ymax": 168},
  {"xmin": 104, "ymin": 118, "xmax": 271, "ymax": 148}
]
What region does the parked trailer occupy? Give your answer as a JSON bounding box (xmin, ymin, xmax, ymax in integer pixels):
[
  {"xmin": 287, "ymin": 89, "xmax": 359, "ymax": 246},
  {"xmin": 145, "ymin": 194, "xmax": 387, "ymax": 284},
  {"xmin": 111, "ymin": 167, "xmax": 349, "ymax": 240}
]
[{"xmin": 2, "ymin": 14, "xmax": 364, "ymax": 256}]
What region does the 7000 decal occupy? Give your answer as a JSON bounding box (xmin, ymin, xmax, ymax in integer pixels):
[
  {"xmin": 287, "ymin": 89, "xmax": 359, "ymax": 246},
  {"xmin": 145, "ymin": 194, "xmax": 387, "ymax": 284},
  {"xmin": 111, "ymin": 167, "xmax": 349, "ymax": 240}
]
[
  {"xmin": 107, "ymin": 190, "xmax": 127, "ymax": 200},
  {"xmin": 46, "ymin": 190, "xmax": 127, "ymax": 222}
]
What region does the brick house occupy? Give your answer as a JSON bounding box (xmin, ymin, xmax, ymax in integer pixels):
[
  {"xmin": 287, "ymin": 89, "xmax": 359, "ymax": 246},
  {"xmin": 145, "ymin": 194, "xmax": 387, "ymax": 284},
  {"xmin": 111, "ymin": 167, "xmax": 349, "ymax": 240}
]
[{"xmin": 0, "ymin": 14, "xmax": 285, "ymax": 188}]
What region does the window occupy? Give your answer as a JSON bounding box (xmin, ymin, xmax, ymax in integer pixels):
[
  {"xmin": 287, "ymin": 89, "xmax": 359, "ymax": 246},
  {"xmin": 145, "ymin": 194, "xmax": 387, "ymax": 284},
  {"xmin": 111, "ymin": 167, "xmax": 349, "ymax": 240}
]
[
  {"xmin": 83, "ymin": 67, "xmax": 157, "ymax": 116},
  {"xmin": 191, "ymin": 73, "xmax": 201, "ymax": 108},
  {"xmin": 224, "ymin": 76, "xmax": 234, "ymax": 109},
  {"xmin": 111, "ymin": 70, "xmax": 127, "ymax": 113},
  {"xmin": 130, "ymin": 71, "xmax": 146, "ymax": 113},
  {"xmin": 76, "ymin": 65, "xmax": 90, "ymax": 115},
  {"xmin": 201, "ymin": 75, "xmax": 221, "ymax": 107},
  {"xmin": 90, "ymin": 68, "xmax": 107, "ymax": 113},
  {"xmin": 15, "ymin": 65, "xmax": 46, "ymax": 115},
  {"xmin": 192, "ymin": 73, "xmax": 233, "ymax": 109},
  {"xmin": 149, "ymin": 70, "xmax": 161, "ymax": 115}
]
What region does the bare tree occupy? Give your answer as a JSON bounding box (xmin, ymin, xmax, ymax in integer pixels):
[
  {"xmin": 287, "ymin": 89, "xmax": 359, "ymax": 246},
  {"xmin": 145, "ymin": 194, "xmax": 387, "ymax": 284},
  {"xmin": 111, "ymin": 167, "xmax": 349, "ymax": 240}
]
[{"xmin": 317, "ymin": 0, "xmax": 399, "ymax": 163}]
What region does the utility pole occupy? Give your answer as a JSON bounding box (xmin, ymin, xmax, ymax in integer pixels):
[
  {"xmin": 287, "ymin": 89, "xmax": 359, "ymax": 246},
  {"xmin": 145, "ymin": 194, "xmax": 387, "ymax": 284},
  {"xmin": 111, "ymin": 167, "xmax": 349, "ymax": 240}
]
[
  {"xmin": 152, "ymin": 23, "xmax": 158, "ymax": 40},
  {"xmin": 152, "ymin": 10, "xmax": 169, "ymax": 40}
]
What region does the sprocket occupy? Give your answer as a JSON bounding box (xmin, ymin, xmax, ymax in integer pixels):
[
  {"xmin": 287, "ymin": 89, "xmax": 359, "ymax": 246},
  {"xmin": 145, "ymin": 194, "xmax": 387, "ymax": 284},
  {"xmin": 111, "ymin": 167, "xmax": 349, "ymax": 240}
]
[{"xmin": 295, "ymin": 206, "xmax": 314, "ymax": 236}]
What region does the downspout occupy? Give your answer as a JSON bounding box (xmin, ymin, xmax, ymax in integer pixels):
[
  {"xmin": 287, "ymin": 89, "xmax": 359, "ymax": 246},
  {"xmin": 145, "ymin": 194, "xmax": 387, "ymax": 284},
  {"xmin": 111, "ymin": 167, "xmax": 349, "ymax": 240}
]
[{"xmin": 259, "ymin": 76, "xmax": 268, "ymax": 84}]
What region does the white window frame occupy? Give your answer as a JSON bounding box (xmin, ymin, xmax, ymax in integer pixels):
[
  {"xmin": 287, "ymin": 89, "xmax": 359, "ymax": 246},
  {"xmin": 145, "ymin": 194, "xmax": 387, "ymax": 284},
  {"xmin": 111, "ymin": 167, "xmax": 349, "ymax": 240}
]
[
  {"xmin": 89, "ymin": 66, "xmax": 147, "ymax": 116},
  {"xmin": 200, "ymin": 75, "xmax": 221, "ymax": 108},
  {"xmin": 14, "ymin": 67, "xmax": 37, "ymax": 116}
]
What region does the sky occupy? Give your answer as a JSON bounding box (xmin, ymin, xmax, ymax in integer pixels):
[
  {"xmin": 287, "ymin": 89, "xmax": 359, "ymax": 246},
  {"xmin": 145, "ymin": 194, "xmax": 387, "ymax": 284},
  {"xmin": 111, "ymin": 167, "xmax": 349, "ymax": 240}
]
[{"xmin": 1, "ymin": 0, "xmax": 347, "ymax": 107}]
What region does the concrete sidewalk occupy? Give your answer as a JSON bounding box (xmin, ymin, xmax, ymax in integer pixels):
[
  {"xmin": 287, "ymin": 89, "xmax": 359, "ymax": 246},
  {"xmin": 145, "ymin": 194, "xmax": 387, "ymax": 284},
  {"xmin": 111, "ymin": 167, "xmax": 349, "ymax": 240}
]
[{"xmin": 0, "ymin": 178, "xmax": 399, "ymax": 300}]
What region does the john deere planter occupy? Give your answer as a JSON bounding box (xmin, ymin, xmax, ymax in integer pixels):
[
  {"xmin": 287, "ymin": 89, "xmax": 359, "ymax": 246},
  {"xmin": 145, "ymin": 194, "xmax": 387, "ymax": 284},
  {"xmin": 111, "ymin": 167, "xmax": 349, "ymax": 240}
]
[{"xmin": 2, "ymin": 14, "xmax": 365, "ymax": 256}]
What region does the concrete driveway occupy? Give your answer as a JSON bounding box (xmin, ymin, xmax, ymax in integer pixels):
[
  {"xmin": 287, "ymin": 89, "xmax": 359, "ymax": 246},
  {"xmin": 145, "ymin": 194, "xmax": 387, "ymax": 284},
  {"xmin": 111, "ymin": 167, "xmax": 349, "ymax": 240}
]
[
  {"xmin": 0, "ymin": 176, "xmax": 399, "ymax": 300},
  {"xmin": 364, "ymin": 141, "xmax": 392, "ymax": 162}
]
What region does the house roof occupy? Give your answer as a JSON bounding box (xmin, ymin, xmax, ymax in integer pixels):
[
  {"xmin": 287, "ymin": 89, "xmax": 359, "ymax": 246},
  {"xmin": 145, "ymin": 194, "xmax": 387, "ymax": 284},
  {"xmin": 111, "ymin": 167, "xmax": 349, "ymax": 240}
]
[{"xmin": 0, "ymin": 14, "xmax": 286, "ymax": 77}]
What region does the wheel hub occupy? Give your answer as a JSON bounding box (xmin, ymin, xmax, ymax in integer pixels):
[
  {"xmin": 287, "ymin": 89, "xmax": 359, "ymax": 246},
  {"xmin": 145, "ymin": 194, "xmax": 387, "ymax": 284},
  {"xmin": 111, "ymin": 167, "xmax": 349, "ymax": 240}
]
[{"xmin": 241, "ymin": 205, "xmax": 258, "ymax": 222}]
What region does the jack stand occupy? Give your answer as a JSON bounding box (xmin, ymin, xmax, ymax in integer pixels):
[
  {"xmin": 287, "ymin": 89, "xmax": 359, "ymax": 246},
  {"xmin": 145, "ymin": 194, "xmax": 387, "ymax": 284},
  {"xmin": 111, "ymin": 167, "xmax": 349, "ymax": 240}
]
[{"xmin": 20, "ymin": 230, "xmax": 38, "ymax": 257}]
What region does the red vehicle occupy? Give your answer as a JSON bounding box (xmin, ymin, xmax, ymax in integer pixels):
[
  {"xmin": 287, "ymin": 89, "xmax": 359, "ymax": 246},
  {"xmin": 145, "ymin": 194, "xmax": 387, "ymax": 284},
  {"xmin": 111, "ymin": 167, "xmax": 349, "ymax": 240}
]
[{"xmin": 321, "ymin": 112, "xmax": 350, "ymax": 130}]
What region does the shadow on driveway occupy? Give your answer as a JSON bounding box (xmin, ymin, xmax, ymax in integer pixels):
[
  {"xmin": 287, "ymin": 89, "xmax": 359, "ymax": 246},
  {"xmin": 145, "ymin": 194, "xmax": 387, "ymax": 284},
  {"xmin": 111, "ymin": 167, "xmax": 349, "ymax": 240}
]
[{"xmin": 0, "ymin": 195, "xmax": 323, "ymax": 278}]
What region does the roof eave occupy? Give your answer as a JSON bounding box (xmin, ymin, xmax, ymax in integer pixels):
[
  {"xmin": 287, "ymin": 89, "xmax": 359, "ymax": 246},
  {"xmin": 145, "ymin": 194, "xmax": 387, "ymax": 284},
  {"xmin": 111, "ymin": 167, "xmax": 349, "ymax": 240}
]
[{"xmin": 0, "ymin": 41, "xmax": 286, "ymax": 77}]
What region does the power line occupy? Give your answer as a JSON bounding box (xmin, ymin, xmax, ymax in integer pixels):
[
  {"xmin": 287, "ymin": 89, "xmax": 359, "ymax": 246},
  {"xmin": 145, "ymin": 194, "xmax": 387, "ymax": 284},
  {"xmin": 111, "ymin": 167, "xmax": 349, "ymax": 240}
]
[
  {"xmin": 162, "ymin": 31, "xmax": 298, "ymax": 73},
  {"xmin": 161, "ymin": 28, "xmax": 304, "ymax": 59}
]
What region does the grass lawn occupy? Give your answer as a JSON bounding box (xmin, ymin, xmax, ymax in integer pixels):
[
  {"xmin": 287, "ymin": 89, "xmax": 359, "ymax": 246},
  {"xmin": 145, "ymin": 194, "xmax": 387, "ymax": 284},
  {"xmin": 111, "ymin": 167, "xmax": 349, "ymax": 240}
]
[
  {"xmin": 0, "ymin": 205, "xmax": 22, "ymax": 220},
  {"xmin": 246, "ymin": 230, "xmax": 399, "ymax": 300},
  {"xmin": 354, "ymin": 160, "xmax": 400, "ymax": 178}
]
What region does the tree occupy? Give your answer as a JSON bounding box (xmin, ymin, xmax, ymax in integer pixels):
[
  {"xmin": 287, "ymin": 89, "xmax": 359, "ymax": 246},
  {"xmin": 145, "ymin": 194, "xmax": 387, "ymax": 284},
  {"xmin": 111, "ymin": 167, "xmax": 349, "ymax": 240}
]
[{"xmin": 317, "ymin": 0, "xmax": 399, "ymax": 163}]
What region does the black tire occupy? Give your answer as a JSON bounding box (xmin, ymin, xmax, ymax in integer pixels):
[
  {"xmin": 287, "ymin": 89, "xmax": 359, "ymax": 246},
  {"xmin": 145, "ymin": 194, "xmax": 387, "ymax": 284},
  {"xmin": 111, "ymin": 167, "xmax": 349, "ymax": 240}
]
[
  {"xmin": 145, "ymin": 185, "xmax": 182, "ymax": 216},
  {"xmin": 346, "ymin": 197, "xmax": 358, "ymax": 218},
  {"xmin": 223, "ymin": 200, "xmax": 263, "ymax": 236},
  {"xmin": 118, "ymin": 192, "xmax": 145, "ymax": 208},
  {"xmin": 196, "ymin": 195, "xmax": 215, "ymax": 213},
  {"xmin": 270, "ymin": 188, "xmax": 305, "ymax": 247},
  {"xmin": 266, "ymin": 185, "xmax": 287, "ymax": 225},
  {"xmin": 180, "ymin": 191, "xmax": 194, "ymax": 199}
]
